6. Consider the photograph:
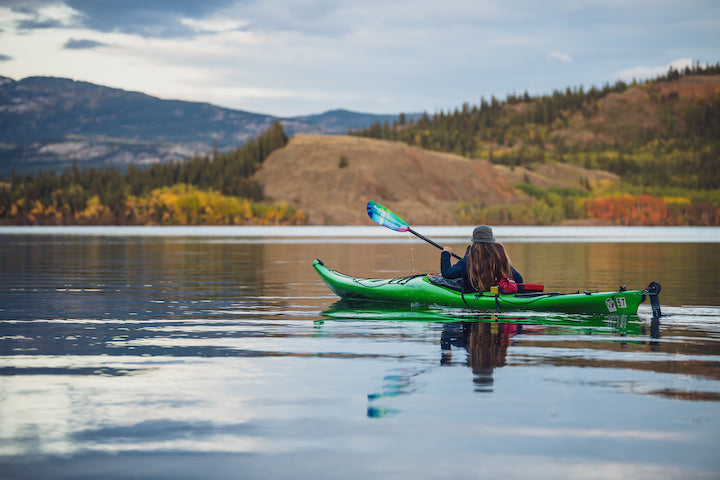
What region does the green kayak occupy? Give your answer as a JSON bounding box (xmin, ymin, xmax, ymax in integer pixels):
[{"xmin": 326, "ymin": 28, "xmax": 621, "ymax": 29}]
[{"xmin": 313, "ymin": 259, "xmax": 662, "ymax": 316}]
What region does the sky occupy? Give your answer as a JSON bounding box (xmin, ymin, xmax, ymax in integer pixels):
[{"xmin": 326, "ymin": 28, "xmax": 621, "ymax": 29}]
[{"xmin": 0, "ymin": 0, "xmax": 718, "ymax": 117}]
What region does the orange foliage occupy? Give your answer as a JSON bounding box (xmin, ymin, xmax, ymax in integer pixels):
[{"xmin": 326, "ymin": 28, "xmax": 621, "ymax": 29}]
[{"xmin": 584, "ymin": 194, "xmax": 720, "ymax": 226}]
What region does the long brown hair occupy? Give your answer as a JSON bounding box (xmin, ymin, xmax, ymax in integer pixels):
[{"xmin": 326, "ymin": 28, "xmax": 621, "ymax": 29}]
[{"xmin": 465, "ymin": 242, "xmax": 512, "ymax": 292}]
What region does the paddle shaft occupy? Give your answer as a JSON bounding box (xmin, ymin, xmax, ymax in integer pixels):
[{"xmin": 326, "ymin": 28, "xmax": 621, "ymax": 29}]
[{"xmin": 408, "ymin": 228, "xmax": 463, "ymax": 260}]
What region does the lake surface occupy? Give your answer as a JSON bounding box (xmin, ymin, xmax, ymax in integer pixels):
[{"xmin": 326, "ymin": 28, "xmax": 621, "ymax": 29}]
[{"xmin": 1, "ymin": 226, "xmax": 719, "ymax": 479}]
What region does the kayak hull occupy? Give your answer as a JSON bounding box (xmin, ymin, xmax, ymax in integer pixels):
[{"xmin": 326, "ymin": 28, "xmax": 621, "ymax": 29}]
[{"xmin": 313, "ymin": 259, "xmax": 648, "ymax": 315}]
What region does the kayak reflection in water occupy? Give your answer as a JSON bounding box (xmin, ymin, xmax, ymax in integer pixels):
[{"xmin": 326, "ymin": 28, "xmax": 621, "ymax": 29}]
[
  {"xmin": 441, "ymin": 225, "xmax": 523, "ymax": 293},
  {"xmin": 441, "ymin": 322, "xmax": 523, "ymax": 392}
]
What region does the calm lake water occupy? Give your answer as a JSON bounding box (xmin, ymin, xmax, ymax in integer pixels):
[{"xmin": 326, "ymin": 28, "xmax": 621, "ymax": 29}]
[{"xmin": 1, "ymin": 226, "xmax": 719, "ymax": 480}]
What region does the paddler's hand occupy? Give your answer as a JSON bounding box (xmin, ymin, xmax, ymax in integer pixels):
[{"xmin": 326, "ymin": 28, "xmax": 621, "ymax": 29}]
[{"xmin": 442, "ymin": 246, "xmax": 453, "ymax": 254}]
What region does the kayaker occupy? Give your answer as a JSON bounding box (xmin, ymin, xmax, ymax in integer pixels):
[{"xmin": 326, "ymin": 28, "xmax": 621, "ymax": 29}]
[{"xmin": 441, "ymin": 225, "xmax": 523, "ymax": 293}]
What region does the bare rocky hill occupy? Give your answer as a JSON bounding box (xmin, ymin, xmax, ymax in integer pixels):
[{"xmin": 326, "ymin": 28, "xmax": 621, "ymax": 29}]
[
  {"xmin": 255, "ymin": 135, "xmax": 516, "ymax": 225},
  {"xmin": 255, "ymin": 135, "xmax": 617, "ymax": 225}
]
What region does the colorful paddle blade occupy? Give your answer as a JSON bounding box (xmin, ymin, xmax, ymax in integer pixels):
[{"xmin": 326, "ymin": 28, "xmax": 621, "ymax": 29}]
[{"xmin": 367, "ymin": 201, "xmax": 410, "ymax": 232}]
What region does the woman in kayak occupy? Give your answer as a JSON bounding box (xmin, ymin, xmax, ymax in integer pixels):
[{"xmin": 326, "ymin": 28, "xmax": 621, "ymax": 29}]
[{"xmin": 441, "ymin": 225, "xmax": 523, "ymax": 293}]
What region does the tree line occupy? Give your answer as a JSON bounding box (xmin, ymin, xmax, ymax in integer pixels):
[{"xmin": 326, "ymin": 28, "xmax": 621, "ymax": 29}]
[
  {"xmin": 350, "ymin": 62, "xmax": 720, "ymax": 225},
  {"xmin": 350, "ymin": 61, "xmax": 720, "ymax": 191},
  {"xmin": 0, "ymin": 122, "xmax": 305, "ymax": 225}
]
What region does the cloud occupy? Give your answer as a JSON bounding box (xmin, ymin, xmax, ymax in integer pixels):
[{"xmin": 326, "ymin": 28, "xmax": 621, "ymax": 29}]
[
  {"xmin": 3, "ymin": 0, "xmax": 239, "ymax": 38},
  {"xmin": 10, "ymin": 2, "xmax": 82, "ymax": 30},
  {"xmin": 1, "ymin": 1, "xmax": 718, "ymax": 116},
  {"xmin": 614, "ymin": 58, "xmax": 694, "ymax": 82},
  {"xmin": 17, "ymin": 18, "xmax": 65, "ymax": 29},
  {"xmin": 179, "ymin": 17, "xmax": 248, "ymax": 34},
  {"xmin": 64, "ymin": 0, "xmax": 239, "ymax": 38},
  {"xmin": 0, "ymin": 54, "xmax": 12, "ymax": 61},
  {"xmin": 63, "ymin": 38, "xmax": 106, "ymax": 49},
  {"xmin": 549, "ymin": 50, "xmax": 573, "ymax": 63}
]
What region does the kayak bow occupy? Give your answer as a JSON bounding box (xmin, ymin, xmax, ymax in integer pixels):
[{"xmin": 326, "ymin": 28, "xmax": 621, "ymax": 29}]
[{"xmin": 313, "ymin": 259, "xmax": 661, "ymax": 316}]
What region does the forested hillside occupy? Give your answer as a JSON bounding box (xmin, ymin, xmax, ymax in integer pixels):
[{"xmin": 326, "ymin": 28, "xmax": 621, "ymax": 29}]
[
  {"xmin": 2, "ymin": 64, "xmax": 719, "ymax": 226},
  {"xmin": 0, "ymin": 123, "xmax": 305, "ymax": 225},
  {"xmin": 350, "ymin": 62, "xmax": 720, "ymax": 225}
]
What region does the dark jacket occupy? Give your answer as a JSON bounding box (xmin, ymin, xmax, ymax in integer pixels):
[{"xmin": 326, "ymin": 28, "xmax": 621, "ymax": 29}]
[{"xmin": 441, "ymin": 251, "xmax": 523, "ymax": 293}]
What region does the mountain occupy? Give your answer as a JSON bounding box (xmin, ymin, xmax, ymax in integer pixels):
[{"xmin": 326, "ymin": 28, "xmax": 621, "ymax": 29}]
[
  {"xmin": 4, "ymin": 68, "xmax": 718, "ymax": 227},
  {"xmin": 350, "ymin": 69, "xmax": 720, "ymax": 191},
  {"xmin": 255, "ymin": 134, "xmax": 519, "ymax": 225},
  {"xmin": 0, "ymin": 76, "xmax": 414, "ymax": 176},
  {"xmin": 254, "ymin": 134, "xmax": 618, "ymax": 225}
]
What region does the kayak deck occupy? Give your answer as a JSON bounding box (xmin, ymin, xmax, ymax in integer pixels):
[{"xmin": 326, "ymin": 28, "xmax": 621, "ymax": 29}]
[{"xmin": 313, "ymin": 259, "xmax": 661, "ymax": 316}]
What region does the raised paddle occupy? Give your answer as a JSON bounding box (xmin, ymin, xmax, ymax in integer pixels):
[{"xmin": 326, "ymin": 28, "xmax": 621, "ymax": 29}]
[{"xmin": 366, "ymin": 201, "xmax": 463, "ymax": 260}]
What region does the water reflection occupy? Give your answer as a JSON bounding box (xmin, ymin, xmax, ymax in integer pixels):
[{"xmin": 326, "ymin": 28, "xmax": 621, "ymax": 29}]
[
  {"xmin": 326, "ymin": 300, "xmax": 720, "ymax": 420},
  {"xmin": 322, "ymin": 299, "xmax": 646, "ymax": 335},
  {"xmin": 441, "ymin": 322, "xmax": 516, "ymax": 392},
  {"xmin": 1, "ymin": 232, "xmax": 719, "ymax": 479}
]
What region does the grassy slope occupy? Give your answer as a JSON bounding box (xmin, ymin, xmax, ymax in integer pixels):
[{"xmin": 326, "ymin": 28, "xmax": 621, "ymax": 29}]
[{"xmin": 255, "ymin": 135, "xmax": 616, "ymax": 225}]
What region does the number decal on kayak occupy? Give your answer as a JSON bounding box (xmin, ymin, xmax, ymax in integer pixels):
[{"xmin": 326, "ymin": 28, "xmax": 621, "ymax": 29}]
[
  {"xmin": 605, "ymin": 297, "xmax": 617, "ymax": 312},
  {"xmin": 616, "ymin": 297, "xmax": 627, "ymax": 309}
]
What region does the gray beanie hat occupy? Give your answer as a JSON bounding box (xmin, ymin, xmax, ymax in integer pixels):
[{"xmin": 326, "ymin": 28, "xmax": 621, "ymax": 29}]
[{"xmin": 472, "ymin": 225, "xmax": 496, "ymax": 243}]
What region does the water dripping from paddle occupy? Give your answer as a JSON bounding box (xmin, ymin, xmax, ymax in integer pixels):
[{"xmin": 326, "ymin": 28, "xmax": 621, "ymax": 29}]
[{"xmin": 408, "ymin": 231, "xmax": 416, "ymax": 273}]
